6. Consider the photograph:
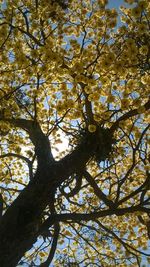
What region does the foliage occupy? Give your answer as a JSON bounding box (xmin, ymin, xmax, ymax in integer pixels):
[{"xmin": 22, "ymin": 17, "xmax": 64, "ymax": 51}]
[{"xmin": 0, "ymin": 0, "xmax": 150, "ymax": 266}]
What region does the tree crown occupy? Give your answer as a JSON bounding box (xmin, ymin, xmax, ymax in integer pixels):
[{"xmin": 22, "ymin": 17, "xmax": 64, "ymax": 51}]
[{"xmin": 0, "ymin": 0, "xmax": 150, "ymax": 266}]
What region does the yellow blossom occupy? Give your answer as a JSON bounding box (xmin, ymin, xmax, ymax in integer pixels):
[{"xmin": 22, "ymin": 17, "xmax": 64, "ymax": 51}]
[
  {"xmin": 139, "ymin": 45, "xmax": 149, "ymax": 55},
  {"xmin": 137, "ymin": 106, "xmax": 146, "ymax": 114},
  {"xmin": 131, "ymin": 7, "xmax": 142, "ymax": 18},
  {"xmin": 39, "ymin": 251, "xmax": 45, "ymax": 257},
  {"xmin": 88, "ymin": 124, "xmax": 97, "ymax": 133},
  {"xmin": 121, "ymin": 99, "xmax": 130, "ymax": 110}
]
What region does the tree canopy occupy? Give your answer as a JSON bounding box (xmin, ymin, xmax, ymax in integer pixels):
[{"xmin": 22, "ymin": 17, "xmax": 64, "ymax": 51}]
[{"xmin": 0, "ymin": 0, "xmax": 150, "ymax": 266}]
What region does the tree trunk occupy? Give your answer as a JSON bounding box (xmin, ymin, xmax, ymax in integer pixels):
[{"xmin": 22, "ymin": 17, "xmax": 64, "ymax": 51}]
[{"xmin": 0, "ymin": 127, "xmax": 102, "ymax": 266}]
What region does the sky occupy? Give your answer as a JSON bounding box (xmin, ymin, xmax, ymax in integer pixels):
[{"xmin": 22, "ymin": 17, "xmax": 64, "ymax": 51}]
[{"xmin": 108, "ymin": 0, "xmax": 126, "ymax": 8}]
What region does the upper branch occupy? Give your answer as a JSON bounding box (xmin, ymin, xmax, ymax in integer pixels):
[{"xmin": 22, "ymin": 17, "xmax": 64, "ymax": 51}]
[
  {"xmin": 0, "ymin": 153, "xmax": 33, "ymax": 180},
  {"xmin": 0, "ymin": 117, "xmax": 55, "ymax": 167},
  {"xmin": 110, "ymin": 99, "xmax": 150, "ymax": 133}
]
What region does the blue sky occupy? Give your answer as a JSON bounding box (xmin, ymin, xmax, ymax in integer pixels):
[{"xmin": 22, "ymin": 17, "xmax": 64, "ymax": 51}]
[{"xmin": 108, "ymin": 0, "xmax": 127, "ymax": 9}]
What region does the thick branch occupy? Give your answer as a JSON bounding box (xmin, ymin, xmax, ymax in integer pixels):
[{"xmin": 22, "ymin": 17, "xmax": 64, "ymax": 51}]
[
  {"xmin": 0, "ymin": 117, "xmax": 54, "ymax": 166},
  {"xmin": 39, "ymin": 205, "xmax": 149, "ymax": 233}
]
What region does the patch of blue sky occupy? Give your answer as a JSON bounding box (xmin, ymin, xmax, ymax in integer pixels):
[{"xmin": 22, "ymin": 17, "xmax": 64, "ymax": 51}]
[{"xmin": 108, "ymin": 0, "xmax": 130, "ymax": 10}]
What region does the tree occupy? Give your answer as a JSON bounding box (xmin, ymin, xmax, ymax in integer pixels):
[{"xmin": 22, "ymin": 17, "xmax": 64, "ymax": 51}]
[{"xmin": 0, "ymin": 0, "xmax": 150, "ymax": 266}]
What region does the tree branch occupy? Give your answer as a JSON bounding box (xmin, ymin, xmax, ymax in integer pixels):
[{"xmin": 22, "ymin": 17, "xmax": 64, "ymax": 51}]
[
  {"xmin": 0, "ymin": 117, "xmax": 55, "ymax": 166},
  {"xmin": 110, "ymin": 99, "xmax": 150, "ymax": 133},
  {"xmin": 39, "ymin": 204, "xmax": 149, "ymax": 233},
  {"xmin": 0, "ymin": 153, "xmax": 33, "ymax": 180},
  {"xmin": 83, "ymin": 170, "xmax": 115, "ymax": 208},
  {"xmin": 40, "ymin": 223, "xmax": 60, "ymax": 267}
]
